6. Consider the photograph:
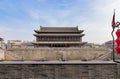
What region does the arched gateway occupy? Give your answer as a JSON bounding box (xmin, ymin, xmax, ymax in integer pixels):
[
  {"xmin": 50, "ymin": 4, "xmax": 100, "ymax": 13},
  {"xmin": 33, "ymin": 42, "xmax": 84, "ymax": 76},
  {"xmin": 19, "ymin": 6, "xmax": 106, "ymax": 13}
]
[{"xmin": 33, "ymin": 26, "xmax": 86, "ymax": 47}]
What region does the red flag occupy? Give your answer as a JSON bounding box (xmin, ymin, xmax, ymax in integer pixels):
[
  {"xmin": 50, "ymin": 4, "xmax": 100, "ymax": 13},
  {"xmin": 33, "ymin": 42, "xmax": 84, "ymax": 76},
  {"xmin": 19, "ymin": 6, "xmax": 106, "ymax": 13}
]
[{"xmin": 112, "ymin": 10, "xmax": 115, "ymax": 27}]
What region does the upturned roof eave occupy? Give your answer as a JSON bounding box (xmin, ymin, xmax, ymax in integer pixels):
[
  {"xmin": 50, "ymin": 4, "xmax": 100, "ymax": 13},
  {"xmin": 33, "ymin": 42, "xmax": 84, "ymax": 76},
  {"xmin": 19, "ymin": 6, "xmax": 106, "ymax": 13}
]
[
  {"xmin": 34, "ymin": 30, "xmax": 84, "ymax": 33},
  {"xmin": 33, "ymin": 34, "xmax": 85, "ymax": 37}
]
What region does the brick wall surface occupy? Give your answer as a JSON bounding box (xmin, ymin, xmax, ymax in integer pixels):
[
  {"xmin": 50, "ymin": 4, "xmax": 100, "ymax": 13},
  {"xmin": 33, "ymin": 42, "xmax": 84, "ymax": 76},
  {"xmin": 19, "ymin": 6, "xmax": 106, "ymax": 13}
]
[
  {"xmin": 0, "ymin": 63, "xmax": 119, "ymax": 79},
  {"xmin": 5, "ymin": 48, "xmax": 111, "ymax": 61}
]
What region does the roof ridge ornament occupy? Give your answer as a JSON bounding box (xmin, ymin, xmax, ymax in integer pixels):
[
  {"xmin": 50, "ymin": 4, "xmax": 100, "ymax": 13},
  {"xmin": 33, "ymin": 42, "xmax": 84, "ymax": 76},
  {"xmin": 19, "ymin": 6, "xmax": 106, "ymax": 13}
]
[
  {"xmin": 76, "ymin": 25, "xmax": 79, "ymax": 30},
  {"xmin": 40, "ymin": 25, "xmax": 42, "ymax": 30}
]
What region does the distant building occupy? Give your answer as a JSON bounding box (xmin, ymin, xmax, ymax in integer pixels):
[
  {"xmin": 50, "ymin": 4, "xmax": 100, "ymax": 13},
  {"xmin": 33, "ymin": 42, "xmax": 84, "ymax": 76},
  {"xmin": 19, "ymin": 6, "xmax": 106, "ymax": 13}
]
[
  {"xmin": 83, "ymin": 43, "xmax": 94, "ymax": 48},
  {"xmin": 33, "ymin": 26, "xmax": 86, "ymax": 47},
  {"xmin": 0, "ymin": 37, "xmax": 4, "ymax": 49},
  {"xmin": 7, "ymin": 40, "xmax": 34, "ymax": 48},
  {"xmin": 21, "ymin": 41, "xmax": 34, "ymax": 48},
  {"xmin": 7, "ymin": 40, "xmax": 22, "ymax": 48},
  {"xmin": 83, "ymin": 43, "xmax": 103, "ymax": 48},
  {"xmin": 104, "ymin": 40, "xmax": 115, "ymax": 49}
]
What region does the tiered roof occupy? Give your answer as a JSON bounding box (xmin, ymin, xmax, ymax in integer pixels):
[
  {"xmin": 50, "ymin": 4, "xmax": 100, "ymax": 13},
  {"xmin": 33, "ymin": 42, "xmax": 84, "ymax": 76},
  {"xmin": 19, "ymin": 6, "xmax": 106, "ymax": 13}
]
[
  {"xmin": 34, "ymin": 26, "xmax": 84, "ymax": 33},
  {"xmin": 33, "ymin": 26, "xmax": 86, "ymax": 47}
]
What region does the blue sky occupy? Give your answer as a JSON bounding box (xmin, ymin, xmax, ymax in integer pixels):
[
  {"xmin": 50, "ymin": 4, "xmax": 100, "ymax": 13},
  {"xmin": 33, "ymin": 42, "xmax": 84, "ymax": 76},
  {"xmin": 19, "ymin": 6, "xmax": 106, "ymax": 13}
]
[{"xmin": 0, "ymin": 0, "xmax": 119, "ymax": 44}]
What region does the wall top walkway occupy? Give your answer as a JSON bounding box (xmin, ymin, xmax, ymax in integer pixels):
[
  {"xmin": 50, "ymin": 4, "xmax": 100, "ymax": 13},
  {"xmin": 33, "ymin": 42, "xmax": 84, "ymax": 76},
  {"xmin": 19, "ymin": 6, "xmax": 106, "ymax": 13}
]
[{"xmin": 0, "ymin": 61, "xmax": 117, "ymax": 65}]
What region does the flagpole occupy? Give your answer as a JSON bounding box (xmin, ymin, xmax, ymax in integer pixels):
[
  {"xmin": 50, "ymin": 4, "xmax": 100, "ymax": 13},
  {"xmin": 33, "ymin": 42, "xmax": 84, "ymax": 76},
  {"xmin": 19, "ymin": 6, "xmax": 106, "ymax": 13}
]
[
  {"xmin": 111, "ymin": 28, "xmax": 115, "ymax": 62},
  {"xmin": 111, "ymin": 9, "xmax": 120, "ymax": 63},
  {"xmin": 111, "ymin": 9, "xmax": 115, "ymax": 62}
]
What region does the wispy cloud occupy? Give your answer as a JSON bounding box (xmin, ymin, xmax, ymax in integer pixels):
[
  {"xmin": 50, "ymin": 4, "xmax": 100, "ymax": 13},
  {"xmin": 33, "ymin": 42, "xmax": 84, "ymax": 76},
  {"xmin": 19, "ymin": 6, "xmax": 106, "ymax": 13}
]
[{"xmin": 0, "ymin": 0, "xmax": 120, "ymax": 43}]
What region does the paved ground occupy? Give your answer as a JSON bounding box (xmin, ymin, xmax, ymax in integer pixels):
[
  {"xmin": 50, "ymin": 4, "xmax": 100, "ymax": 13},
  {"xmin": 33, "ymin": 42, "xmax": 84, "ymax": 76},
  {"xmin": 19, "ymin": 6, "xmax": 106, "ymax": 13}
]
[{"xmin": 0, "ymin": 61, "xmax": 116, "ymax": 64}]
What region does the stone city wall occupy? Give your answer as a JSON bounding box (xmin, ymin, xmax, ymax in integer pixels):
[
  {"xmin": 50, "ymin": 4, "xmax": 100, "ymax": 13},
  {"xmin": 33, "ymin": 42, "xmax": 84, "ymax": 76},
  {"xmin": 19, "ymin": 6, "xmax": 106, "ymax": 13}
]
[
  {"xmin": 0, "ymin": 49, "xmax": 5, "ymax": 60},
  {"xmin": 5, "ymin": 48, "xmax": 111, "ymax": 61},
  {"xmin": 0, "ymin": 63, "xmax": 119, "ymax": 79}
]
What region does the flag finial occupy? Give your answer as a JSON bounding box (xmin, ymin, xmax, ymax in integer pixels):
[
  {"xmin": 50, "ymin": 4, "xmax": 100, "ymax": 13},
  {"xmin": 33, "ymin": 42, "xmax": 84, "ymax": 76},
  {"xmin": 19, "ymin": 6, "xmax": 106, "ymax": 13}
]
[{"xmin": 112, "ymin": 9, "xmax": 115, "ymax": 28}]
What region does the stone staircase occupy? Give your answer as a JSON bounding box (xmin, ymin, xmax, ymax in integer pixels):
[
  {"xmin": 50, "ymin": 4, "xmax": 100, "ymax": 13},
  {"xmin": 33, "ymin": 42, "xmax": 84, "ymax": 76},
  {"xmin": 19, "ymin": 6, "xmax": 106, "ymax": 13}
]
[
  {"xmin": 95, "ymin": 50, "xmax": 112, "ymax": 60},
  {"xmin": 5, "ymin": 51, "xmax": 23, "ymax": 60}
]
